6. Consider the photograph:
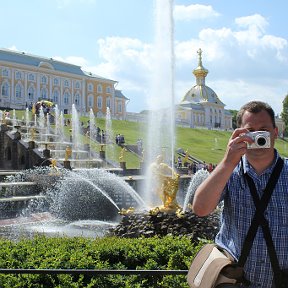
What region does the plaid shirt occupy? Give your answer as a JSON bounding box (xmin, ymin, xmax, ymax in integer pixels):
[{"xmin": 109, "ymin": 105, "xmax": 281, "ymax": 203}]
[{"xmin": 215, "ymin": 150, "xmax": 288, "ymax": 287}]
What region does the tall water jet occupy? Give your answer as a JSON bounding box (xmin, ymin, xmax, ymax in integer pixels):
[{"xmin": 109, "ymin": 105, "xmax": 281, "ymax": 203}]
[
  {"xmin": 89, "ymin": 108, "xmax": 97, "ymax": 158},
  {"xmin": 38, "ymin": 107, "xmax": 45, "ymax": 141},
  {"xmin": 12, "ymin": 109, "xmax": 17, "ymax": 127},
  {"xmin": 105, "ymin": 107, "xmax": 115, "ymax": 166},
  {"xmin": 143, "ymin": 0, "xmax": 175, "ymax": 208},
  {"xmin": 71, "ymin": 104, "xmax": 83, "ymax": 158}
]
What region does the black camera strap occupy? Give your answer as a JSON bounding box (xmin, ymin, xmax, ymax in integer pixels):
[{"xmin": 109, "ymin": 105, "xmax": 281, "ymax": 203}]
[{"xmin": 238, "ymin": 157, "xmax": 284, "ymax": 287}]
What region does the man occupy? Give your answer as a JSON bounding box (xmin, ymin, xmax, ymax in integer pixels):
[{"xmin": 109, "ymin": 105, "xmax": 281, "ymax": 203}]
[{"xmin": 192, "ymin": 101, "xmax": 288, "ymax": 287}]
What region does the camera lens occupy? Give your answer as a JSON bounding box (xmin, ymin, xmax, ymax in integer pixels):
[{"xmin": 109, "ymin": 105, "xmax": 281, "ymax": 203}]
[{"xmin": 256, "ymin": 136, "xmax": 266, "ymax": 146}]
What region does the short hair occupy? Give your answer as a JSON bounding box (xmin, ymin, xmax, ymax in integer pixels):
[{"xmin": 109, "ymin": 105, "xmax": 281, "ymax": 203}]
[{"xmin": 236, "ymin": 101, "xmax": 276, "ymax": 128}]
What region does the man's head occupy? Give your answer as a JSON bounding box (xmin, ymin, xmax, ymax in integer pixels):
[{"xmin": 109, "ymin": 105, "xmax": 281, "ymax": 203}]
[
  {"xmin": 236, "ymin": 101, "xmax": 276, "ymax": 128},
  {"xmin": 236, "ymin": 101, "xmax": 278, "ymax": 153}
]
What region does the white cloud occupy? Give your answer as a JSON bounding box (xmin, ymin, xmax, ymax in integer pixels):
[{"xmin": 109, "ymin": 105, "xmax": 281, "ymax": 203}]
[
  {"xmin": 235, "ymin": 14, "xmax": 268, "ymax": 34},
  {"xmin": 174, "ymin": 4, "xmax": 220, "ymax": 21},
  {"xmin": 7, "ymin": 45, "xmax": 18, "ymax": 51},
  {"xmin": 44, "ymin": 9, "xmax": 287, "ymax": 114}
]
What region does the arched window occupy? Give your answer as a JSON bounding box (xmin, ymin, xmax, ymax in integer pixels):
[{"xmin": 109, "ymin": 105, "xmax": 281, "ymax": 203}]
[
  {"xmin": 106, "ymin": 97, "xmax": 111, "ymax": 108},
  {"xmin": 75, "ymin": 81, "xmax": 80, "ymax": 89},
  {"xmin": 54, "ymin": 78, "xmax": 59, "ymax": 86},
  {"xmin": 15, "ymin": 71, "xmax": 22, "ymax": 80},
  {"xmin": 28, "ymin": 86, "xmax": 35, "ymax": 101},
  {"xmin": 41, "ymin": 75, "xmax": 47, "ymax": 84},
  {"xmin": 15, "ymin": 83, "xmax": 22, "ymax": 98},
  {"xmin": 28, "ymin": 73, "xmax": 35, "ymax": 81},
  {"xmin": 1, "ymin": 82, "xmax": 9, "ymax": 97},
  {"xmin": 64, "ymin": 79, "xmax": 69, "ymax": 87},
  {"xmin": 106, "ymin": 86, "xmax": 111, "ymax": 93},
  {"xmin": 64, "ymin": 91, "xmax": 70, "ymax": 104},
  {"xmin": 2, "ymin": 69, "xmax": 9, "ymax": 77},
  {"xmin": 53, "ymin": 89, "xmax": 59, "ymax": 103},
  {"xmin": 40, "ymin": 87, "xmax": 48, "ymax": 99},
  {"xmin": 97, "ymin": 96, "xmax": 102, "ymax": 109},
  {"xmin": 75, "ymin": 93, "xmax": 80, "ymax": 106},
  {"xmin": 88, "ymin": 83, "xmax": 93, "ymax": 92},
  {"xmin": 88, "ymin": 95, "xmax": 93, "ymax": 108},
  {"xmin": 97, "ymin": 84, "xmax": 102, "ymax": 93}
]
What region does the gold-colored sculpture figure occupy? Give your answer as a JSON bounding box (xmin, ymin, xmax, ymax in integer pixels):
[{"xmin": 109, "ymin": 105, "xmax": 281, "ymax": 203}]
[
  {"xmin": 184, "ymin": 149, "xmax": 189, "ymax": 163},
  {"xmin": 65, "ymin": 146, "xmax": 72, "ymax": 161},
  {"xmin": 119, "ymin": 207, "xmax": 135, "ymax": 215},
  {"xmin": 49, "ymin": 159, "xmax": 60, "ymax": 175},
  {"xmin": 150, "ymin": 155, "xmax": 180, "ymax": 213},
  {"xmin": 119, "ymin": 147, "xmax": 126, "ymax": 162},
  {"xmin": 30, "ymin": 128, "xmax": 35, "ymax": 141}
]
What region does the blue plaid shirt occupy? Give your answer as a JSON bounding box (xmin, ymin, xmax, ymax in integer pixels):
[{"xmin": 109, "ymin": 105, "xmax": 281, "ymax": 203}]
[{"xmin": 215, "ymin": 150, "xmax": 288, "ymax": 287}]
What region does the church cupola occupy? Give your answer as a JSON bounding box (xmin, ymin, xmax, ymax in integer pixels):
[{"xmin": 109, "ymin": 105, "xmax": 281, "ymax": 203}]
[{"xmin": 193, "ymin": 48, "xmax": 208, "ymax": 86}]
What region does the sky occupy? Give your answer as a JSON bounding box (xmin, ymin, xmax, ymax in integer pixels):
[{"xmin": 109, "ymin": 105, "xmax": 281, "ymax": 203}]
[{"xmin": 1, "ymin": 0, "xmax": 288, "ymax": 115}]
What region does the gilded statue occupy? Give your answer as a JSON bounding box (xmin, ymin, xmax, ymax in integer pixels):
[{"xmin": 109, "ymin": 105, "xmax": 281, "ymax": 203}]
[
  {"xmin": 65, "ymin": 146, "xmax": 72, "ymax": 161},
  {"xmin": 150, "ymin": 155, "xmax": 180, "ymax": 212}
]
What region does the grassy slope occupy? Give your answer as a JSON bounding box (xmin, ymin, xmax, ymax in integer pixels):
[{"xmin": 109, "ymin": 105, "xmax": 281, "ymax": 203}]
[{"xmin": 7, "ymin": 110, "xmax": 288, "ymax": 168}]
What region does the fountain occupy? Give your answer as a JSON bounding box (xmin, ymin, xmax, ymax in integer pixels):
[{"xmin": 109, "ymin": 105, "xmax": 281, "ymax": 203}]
[
  {"xmin": 142, "ymin": 0, "xmax": 176, "ymax": 209},
  {"xmin": 0, "ymin": 0, "xmax": 220, "ymax": 242}
]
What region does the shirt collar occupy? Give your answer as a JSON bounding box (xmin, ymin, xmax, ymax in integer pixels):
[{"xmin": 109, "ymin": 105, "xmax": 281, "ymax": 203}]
[{"xmin": 241, "ymin": 149, "xmax": 279, "ymax": 177}]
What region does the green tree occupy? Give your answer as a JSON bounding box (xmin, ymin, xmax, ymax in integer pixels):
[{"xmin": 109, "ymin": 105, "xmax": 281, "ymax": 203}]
[
  {"xmin": 281, "ymin": 93, "xmax": 288, "ymax": 135},
  {"xmin": 228, "ymin": 109, "xmax": 238, "ymax": 129}
]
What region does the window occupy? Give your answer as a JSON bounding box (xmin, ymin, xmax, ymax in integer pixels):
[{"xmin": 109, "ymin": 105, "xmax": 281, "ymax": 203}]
[
  {"xmin": 106, "ymin": 86, "xmax": 111, "ymax": 93},
  {"xmin": 97, "ymin": 84, "xmax": 102, "ymax": 93},
  {"xmin": 41, "ymin": 75, "xmax": 47, "ymax": 84},
  {"xmin": 88, "ymin": 83, "xmax": 93, "ymax": 92},
  {"xmin": 1, "ymin": 82, "xmax": 9, "ymax": 97},
  {"xmin": 15, "ymin": 83, "xmax": 22, "ymax": 98},
  {"xmin": 2, "ymin": 69, "xmax": 9, "ymax": 77},
  {"xmin": 106, "ymin": 97, "xmax": 111, "ymax": 108},
  {"xmin": 64, "ymin": 91, "xmax": 70, "ymax": 104},
  {"xmin": 75, "ymin": 93, "xmax": 80, "ymax": 106},
  {"xmin": 40, "ymin": 88, "xmax": 48, "ymax": 99},
  {"xmin": 28, "ymin": 73, "xmax": 35, "ymax": 81},
  {"xmin": 15, "ymin": 71, "xmax": 22, "ymax": 80},
  {"xmin": 75, "ymin": 81, "xmax": 80, "ymax": 89},
  {"xmin": 54, "ymin": 78, "xmax": 59, "ymax": 86},
  {"xmin": 53, "ymin": 90, "xmax": 59, "ymax": 103},
  {"xmin": 88, "ymin": 95, "xmax": 93, "ymax": 108},
  {"xmin": 97, "ymin": 96, "xmax": 102, "ymax": 109},
  {"xmin": 28, "ymin": 87, "xmax": 35, "ymax": 100},
  {"xmin": 64, "ymin": 79, "xmax": 69, "ymax": 87}
]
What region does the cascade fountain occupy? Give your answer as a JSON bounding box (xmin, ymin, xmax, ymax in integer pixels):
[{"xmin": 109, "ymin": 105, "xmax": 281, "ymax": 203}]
[{"xmin": 0, "ymin": 0, "xmax": 220, "ymax": 241}]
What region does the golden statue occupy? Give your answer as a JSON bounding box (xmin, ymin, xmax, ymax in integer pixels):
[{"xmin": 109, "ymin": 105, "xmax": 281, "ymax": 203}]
[
  {"xmin": 184, "ymin": 149, "xmax": 189, "ymax": 163},
  {"xmin": 100, "ymin": 144, "xmax": 105, "ymax": 152},
  {"xmin": 119, "ymin": 207, "xmax": 135, "ymax": 215},
  {"xmin": 30, "ymin": 128, "xmax": 35, "ymax": 141},
  {"xmin": 119, "ymin": 147, "xmax": 126, "ymax": 162},
  {"xmin": 150, "ymin": 155, "xmax": 180, "ymax": 212},
  {"xmin": 49, "ymin": 159, "xmax": 60, "ymax": 175},
  {"xmin": 65, "ymin": 146, "xmax": 72, "ymax": 161}
]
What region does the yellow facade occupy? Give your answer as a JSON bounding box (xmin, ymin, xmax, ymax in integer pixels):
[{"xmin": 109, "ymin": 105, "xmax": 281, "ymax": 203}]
[{"xmin": 0, "ymin": 49, "xmax": 127, "ymax": 119}]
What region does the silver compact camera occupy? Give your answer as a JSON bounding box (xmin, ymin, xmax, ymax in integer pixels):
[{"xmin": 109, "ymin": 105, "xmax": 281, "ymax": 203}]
[{"xmin": 246, "ymin": 131, "xmax": 271, "ymax": 149}]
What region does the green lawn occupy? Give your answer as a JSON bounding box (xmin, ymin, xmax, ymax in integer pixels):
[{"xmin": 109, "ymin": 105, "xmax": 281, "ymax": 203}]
[{"xmin": 3, "ymin": 109, "xmax": 288, "ymax": 168}]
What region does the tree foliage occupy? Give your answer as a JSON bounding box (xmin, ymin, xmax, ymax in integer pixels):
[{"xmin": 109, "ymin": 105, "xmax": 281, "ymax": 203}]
[
  {"xmin": 228, "ymin": 109, "xmax": 238, "ymax": 129},
  {"xmin": 281, "ymin": 94, "xmax": 288, "ymax": 133}
]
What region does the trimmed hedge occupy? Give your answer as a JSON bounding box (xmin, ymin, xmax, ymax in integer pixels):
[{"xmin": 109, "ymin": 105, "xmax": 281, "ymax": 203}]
[{"xmin": 0, "ymin": 235, "xmax": 206, "ymax": 287}]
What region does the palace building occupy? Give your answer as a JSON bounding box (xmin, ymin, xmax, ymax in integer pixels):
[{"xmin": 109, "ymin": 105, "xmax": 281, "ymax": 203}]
[
  {"xmin": 176, "ymin": 48, "xmax": 233, "ymax": 130},
  {"xmin": 0, "ymin": 48, "xmax": 128, "ymax": 119}
]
